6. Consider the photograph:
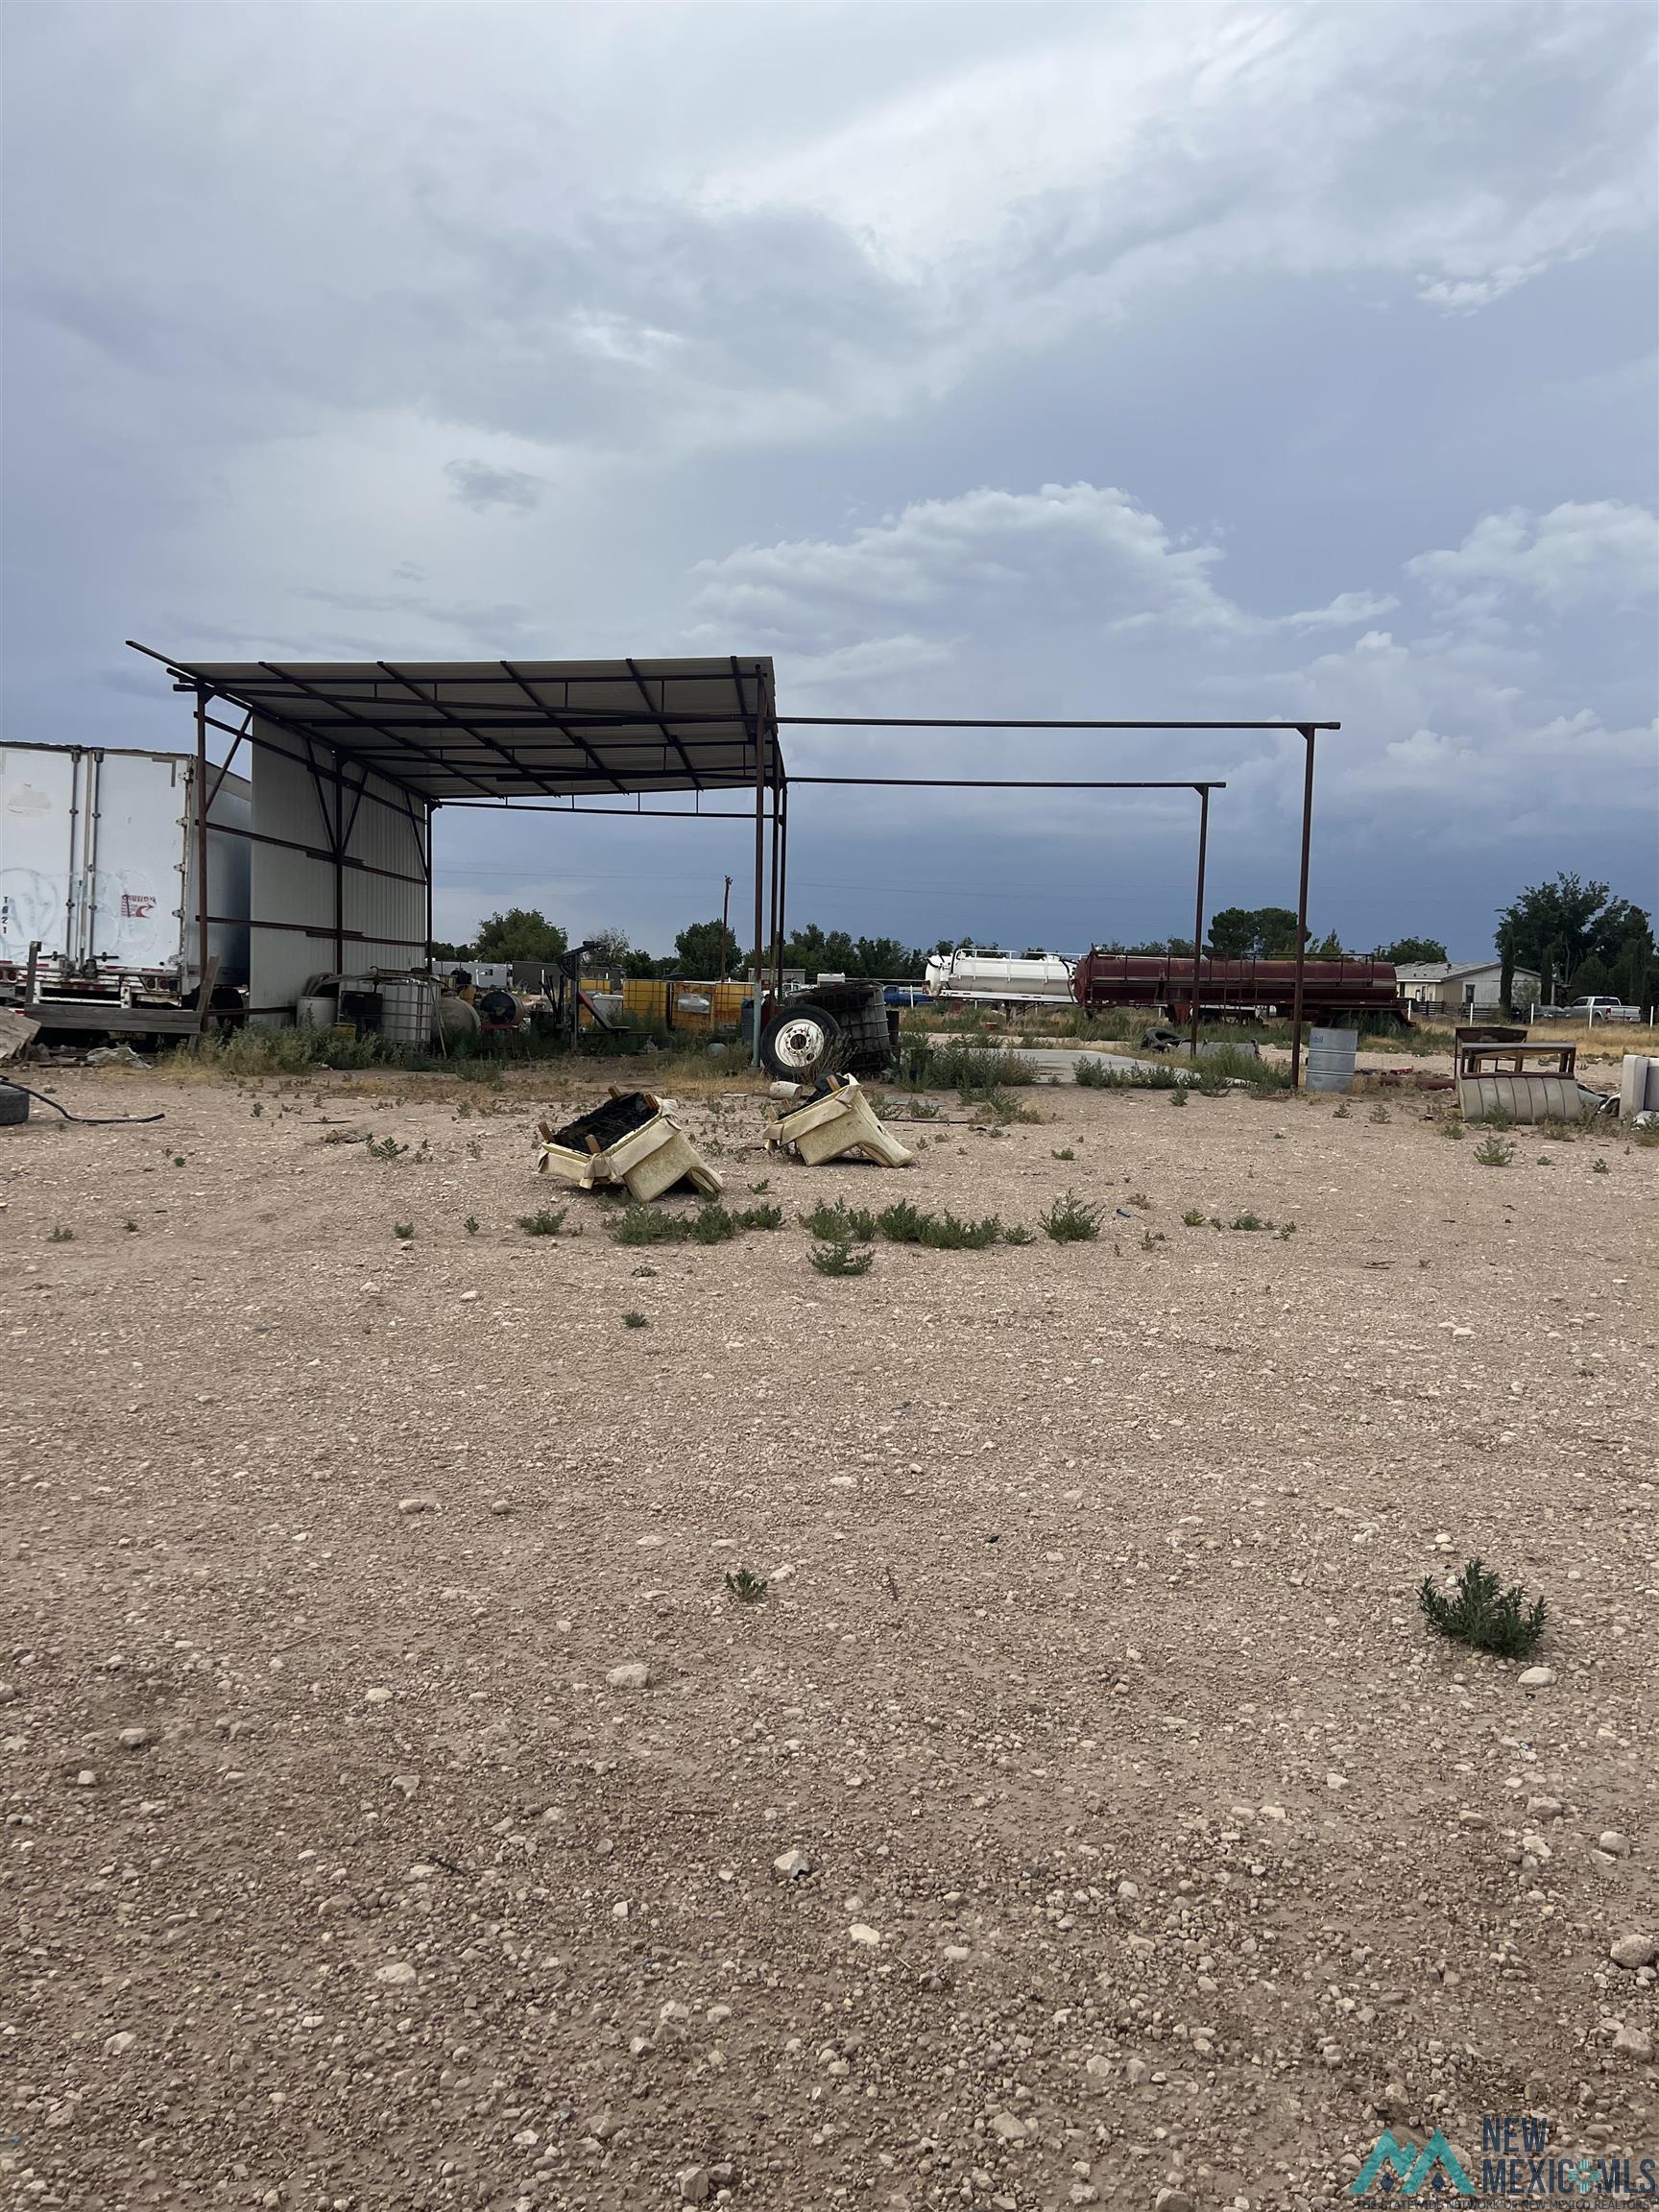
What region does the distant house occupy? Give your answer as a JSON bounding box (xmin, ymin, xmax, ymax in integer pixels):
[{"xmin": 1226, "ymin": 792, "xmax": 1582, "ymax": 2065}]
[{"xmin": 1395, "ymin": 960, "xmax": 1539, "ymax": 1016}]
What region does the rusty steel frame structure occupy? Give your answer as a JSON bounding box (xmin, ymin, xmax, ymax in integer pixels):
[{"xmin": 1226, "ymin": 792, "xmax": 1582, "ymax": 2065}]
[
  {"xmin": 781, "ymin": 718, "xmax": 1337, "ymax": 1084},
  {"xmin": 132, "ymin": 643, "xmax": 1336, "ymax": 1082},
  {"xmin": 786, "ymin": 774, "xmax": 1224, "ymax": 1061},
  {"xmin": 131, "ymin": 642, "xmax": 780, "ymax": 1031}
]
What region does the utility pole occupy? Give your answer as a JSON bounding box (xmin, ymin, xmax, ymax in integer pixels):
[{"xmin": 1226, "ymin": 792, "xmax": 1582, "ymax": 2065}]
[{"xmin": 719, "ymin": 875, "xmax": 733, "ymax": 984}]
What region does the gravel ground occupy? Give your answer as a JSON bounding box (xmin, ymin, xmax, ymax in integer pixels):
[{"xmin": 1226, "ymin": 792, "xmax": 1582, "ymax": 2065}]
[{"xmin": 3, "ymin": 1065, "xmax": 1655, "ymax": 2212}]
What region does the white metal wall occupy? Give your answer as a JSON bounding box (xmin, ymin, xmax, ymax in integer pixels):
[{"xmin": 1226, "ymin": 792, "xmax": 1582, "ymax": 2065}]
[{"xmin": 249, "ymin": 722, "xmax": 429, "ymax": 1015}]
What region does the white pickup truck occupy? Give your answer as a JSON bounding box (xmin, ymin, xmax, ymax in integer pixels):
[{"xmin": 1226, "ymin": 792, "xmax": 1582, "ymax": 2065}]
[{"xmin": 1534, "ymin": 996, "xmax": 1642, "ymax": 1023}]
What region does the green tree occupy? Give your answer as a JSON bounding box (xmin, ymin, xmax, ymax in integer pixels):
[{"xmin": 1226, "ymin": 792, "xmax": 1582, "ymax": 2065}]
[
  {"xmin": 781, "ymin": 923, "xmax": 832, "ymax": 974},
  {"xmin": 854, "ymin": 936, "xmax": 924, "ymax": 979},
  {"xmin": 1496, "ymin": 874, "xmax": 1652, "ymax": 1000},
  {"xmin": 429, "ymin": 938, "xmax": 473, "ymax": 962},
  {"xmin": 585, "ymin": 926, "xmax": 634, "ymax": 974},
  {"xmin": 1207, "ymin": 905, "xmax": 1306, "ymax": 959},
  {"xmin": 473, "ymin": 907, "xmax": 567, "ymax": 962},
  {"xmin": 1614, "ymin": 929, "xmax": 1657, "ymax": 1009},
  {"xmin": 770, "ymin": 923, "xmax": 925, "ymax": 979},
  {"xmin": 1371, "ymin": 936, "xmax": 1449, "ymax": 965},
  {"xmin": 673, "ymin": 918, "xmax": 740, "ymax": 977}
]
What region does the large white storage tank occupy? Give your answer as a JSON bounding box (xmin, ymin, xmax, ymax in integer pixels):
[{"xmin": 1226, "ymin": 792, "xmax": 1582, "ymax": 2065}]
[
  {"xmin": 0, "ymin": 742, "xmax": 251, "ymax": 987},
  {"xmin": 923, "ymin": 950, "xmax": 1076, "ymax": 1004}
]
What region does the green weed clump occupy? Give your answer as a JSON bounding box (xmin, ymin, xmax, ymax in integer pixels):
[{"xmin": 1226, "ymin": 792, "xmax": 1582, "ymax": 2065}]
[
  {"xmin": 517, "ymin": 1206, "xmax": 568, "ymax": 1237},
  {"xmin": 610, "ymin": 1200, "xmax": 775, "ymax": 1246},
  {"xmin": 873, "ymin": 1196, "xmax": 929, "ymax": 1244},
  {"xmin": 875, "ymin": 1198, "xmax": 1002, "ymax": 1249},
  {"xmin": 920, "ymin": 1210, "xmax": 1002, "ymax": 1249},
  {"xmin": 686, "ymin": 1204, "xmax": 744, "ymax": 1243},
  {"xmin": 801, "ymin": 1200, "xmax": 877, "ymax": 1243},
  {"xmin": 734, "ymin": 1201, "xmax": 783, "ymax": 1230},
  {"xmin": 1474, "ymin": 1134, "xmax": 1515, "ymax": 1166},
  {"xmin": 611, "ymin": 1203, "xmax": 703, "ymax": 1244},
  {"xmin": 897, "ymin": 1038, "xmax": 1036, "ymax": 1094},
  {"xmin": 724, "ymin": 1566, "xmax": 768, "ymax": 1602},
  {"xmin": 810, "ymin": 1239, "xmax": 874, "ymax": 1276},
  {"xmin": 1196, "ymin": 1045, "xmax": 1292, "ymax": 1092},
  {"xmin": 1041, "ymin": 1190, "xmax": 1104, "ymax": 1242},
  {"xmin": 622, "ymin": 1310, "xmax": 649, "ymax": 1329},
  {"xmin": 1420, "ymin": 1558, "xmax": 1547, "ymax": 1659},
  {"xmin": 1073, "ymin": 1055, "xmax": 1183, "ymax": 1091}
]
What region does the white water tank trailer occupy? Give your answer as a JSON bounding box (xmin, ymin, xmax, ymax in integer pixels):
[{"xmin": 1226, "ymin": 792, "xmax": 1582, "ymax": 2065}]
[{"xmin": 923, "ymin": 951, "xmax": 1075, "ymax": 1005}]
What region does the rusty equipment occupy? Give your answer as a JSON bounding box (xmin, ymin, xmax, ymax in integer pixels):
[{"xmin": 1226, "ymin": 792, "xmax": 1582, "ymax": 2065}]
[
  {"xmin": 1454, "ymin": 1036, "xmax": 1608, "ymax": 1122},
  {"xmin": 1072, "ymin": 952, "xmax": 1407, "ymax": 1029}
]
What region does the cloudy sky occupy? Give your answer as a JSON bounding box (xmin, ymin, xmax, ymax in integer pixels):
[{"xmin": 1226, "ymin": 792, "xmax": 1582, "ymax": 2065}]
[{"xmin": 4, "ymin": 1, "xmax": 1655, "ymax": 960}]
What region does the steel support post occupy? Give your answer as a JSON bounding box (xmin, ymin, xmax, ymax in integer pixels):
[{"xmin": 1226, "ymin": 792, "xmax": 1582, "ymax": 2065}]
[
  {"xmin": 424, "ymin": 805, "xmax": 434, "ymax": 960},
  {"xmin": 774, "ymin": 779, "xmax": 787, "ymax": 986},
  {"xmin": 194, "ymin": 685, "xmax": 211, "ymax": 996},
  {"xmin": 751, "ymin": 672, "xmax": 767, "ymax": 1067},
  {"xmin": 1189, "ymin": 784, "xmax": 1210, "ymax": 1062},
  {"xmin": 1287, "ymin": 728, "xmax": 1317, "ymax": 1090},
  {"xmin": 777, "ymin": 781, "xmax": 789, "ymax": 994}
]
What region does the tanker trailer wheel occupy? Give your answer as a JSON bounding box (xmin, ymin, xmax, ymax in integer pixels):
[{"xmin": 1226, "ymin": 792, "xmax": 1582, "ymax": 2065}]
[{"xmin": 760, "ymin": 1003, "xmax": 841, "ymax": 1080}]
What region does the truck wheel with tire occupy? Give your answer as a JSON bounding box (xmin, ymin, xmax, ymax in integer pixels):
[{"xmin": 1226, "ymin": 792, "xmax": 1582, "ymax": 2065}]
[{"xmin": 760, "ymin": 1003, "xmax": 841, "ymax": 1079}]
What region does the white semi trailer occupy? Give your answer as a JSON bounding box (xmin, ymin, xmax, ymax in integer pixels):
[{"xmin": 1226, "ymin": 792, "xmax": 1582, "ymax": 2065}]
[
  {"xmin": 0, "ymin": 742, "xmax": 252, "ymax": 1012},
  {"xmin": 922, "ymin": 950, "xmax": 1075, "ymax": 1006}
]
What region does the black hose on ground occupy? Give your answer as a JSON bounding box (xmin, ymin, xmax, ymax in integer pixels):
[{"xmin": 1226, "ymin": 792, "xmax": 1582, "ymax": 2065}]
[{"xmin": 0, "ymin": 1081, "xmax": 165, "ymax": 1126}]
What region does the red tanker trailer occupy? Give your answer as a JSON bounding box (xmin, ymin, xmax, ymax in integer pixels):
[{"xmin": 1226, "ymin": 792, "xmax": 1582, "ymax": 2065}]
[{"xmin": 1071, "ymin": 951, "xmax": 1408, "ymax": 1027}]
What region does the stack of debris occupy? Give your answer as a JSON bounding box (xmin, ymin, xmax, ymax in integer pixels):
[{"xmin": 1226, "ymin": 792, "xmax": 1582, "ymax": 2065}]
[
  {"xmin": 535, "ymin": 1090, "xmax": 723, "ymax": 1200},
  {"xmin": 1454, "ymin": 1038, "xmax": 1612, "ymax": 1122},
  {"xmin": 765, "ymin": 1073, "xmax": 914, "ymax": 1167}
]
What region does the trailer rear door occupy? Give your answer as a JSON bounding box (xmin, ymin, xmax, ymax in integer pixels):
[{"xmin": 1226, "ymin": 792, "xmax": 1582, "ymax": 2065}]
[
  {"xmin": 0, "ymin": 744, "xmax": 81, "ymax": 964},
  {"xmin": 84, "ymin": 750, "xmax": 189, "ymax": 973}
]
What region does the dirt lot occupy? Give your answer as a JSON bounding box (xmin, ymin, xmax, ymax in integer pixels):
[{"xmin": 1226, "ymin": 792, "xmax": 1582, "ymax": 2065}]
[{"xmin": 3, "ymin": 1064, "xmax": 1655, "ymax": 2211}]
